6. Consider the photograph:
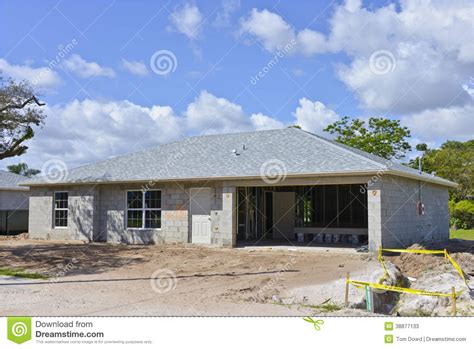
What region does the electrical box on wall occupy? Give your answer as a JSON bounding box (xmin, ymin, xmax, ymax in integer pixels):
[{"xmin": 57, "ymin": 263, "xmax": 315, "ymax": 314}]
[{"xmin": 416, "ymin": 201, "xmax": 425, "ymax": 215}]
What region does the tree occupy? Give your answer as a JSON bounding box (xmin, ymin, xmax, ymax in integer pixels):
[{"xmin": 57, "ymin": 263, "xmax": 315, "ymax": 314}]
[
  {"xmin": 323, "ymin": 116, "xmax": 412, "ymax": 159},
  {"xmin": 409, "ymin": 140, "xmax": 474, "ymax": 201},
  {"xmin": 7, "ymin": 162, "xmax": 40, "ymax": 177},
  {"xmin": 0, "ymin": 76, "xmax": 46, "ymax": 160}
]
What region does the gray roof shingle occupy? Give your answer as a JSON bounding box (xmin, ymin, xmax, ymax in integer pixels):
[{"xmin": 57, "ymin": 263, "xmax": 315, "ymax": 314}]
[
  {"xmin": 0, "ymin": 170, "xmax": 29, "ymax": 190},
  {"xmin": 22, "ymin": 128, "xmax": 456, "ymax": 187}
]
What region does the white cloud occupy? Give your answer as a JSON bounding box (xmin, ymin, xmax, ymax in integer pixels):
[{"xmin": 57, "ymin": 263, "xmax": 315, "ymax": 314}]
[
  {"xmin": 169, "ymin": 4, "xmax": 203, "ymax": 39},
  {"xmin": 185, "ymin": 90, "xmax": 252, "ymax": 134},
  {"xmin": 62, "ymin": 54, "xmax": 115, "ymax": 78},
  {"xmin": 239, "ymin": 8, "xmax": 326, "ymax": 56},
  {"xmin": 121, "ymin": 58, "xmax": 148, "ymax": 76},
  {"xmin": 214, "ymin": 0, "xmax": 240, "ymax": 27},
  {"xmin": 0, "ymin": 58, "xmax": 62, "ymax": 91},
  {"xmin": 402, "ymin": 104, "xmax": 474, "ymax": 144},
  {"xmin": 5, "ymin": 91, "xmax": 333, "ymax": 169},
  {"xmin": 250, "ymin": 113, "xmax": 284, "ymax": 130},
  {"xmin": 240, "ymin": 2, "xmax": 474, "ymax": 114},
  {"xmin": 17, "ymin": 99, "xmax": 183, "ymax": 169},
  {"xmin": 293, "ymin": 98, "xmax": 339, "ymax": 135}
]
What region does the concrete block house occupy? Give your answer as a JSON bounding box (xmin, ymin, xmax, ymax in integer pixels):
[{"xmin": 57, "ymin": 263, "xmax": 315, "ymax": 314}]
[
  {"xmin": 0, "ymin": 170, "xmax": 29, "ymax": 235},
  {"xmin": 23, "ymin": 128, "xmax": 456, "ymax": 251}
]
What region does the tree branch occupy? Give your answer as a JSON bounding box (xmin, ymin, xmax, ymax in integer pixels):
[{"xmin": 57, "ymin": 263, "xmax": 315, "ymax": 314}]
[{"xmin": 0, "ymin": 95, "xmax": 45, "ymax": 113}]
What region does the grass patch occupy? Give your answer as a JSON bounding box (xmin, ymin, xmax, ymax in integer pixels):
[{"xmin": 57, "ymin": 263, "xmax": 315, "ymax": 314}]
[
  {"xmin": 450, "ymin": 229, "xmax": 474, "ymax": 241},
  {"xmin": 0, "ymin": 267, "xmax": 47, "ymax": 279},
  {"xmin": 306, "ymin": 301, "xmax": 342, "ymax": 313}
]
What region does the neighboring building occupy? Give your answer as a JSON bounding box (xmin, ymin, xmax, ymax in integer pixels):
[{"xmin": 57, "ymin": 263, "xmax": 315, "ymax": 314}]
[
  {"xmin": 0, "ymin": 170, "xmax": 29, "ymax": 235},
  {"xmin": 22, "ymin": 128, "xmax": 456, "ymax": 251}
]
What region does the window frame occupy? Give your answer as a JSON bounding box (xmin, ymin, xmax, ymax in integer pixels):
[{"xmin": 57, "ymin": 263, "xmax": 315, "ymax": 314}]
[
  {"xmin": 125, "ymin": 189, "xmax": 162, "ymax": 230},
  {"xmin": 53, "ymin": 191, "xmax": 69, "ymax": 229}
]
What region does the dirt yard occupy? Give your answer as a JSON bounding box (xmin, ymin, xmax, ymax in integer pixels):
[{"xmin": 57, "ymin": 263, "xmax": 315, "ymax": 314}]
[{"xmin": 0, "ymin": 239, "xmax": 375, "ymax": 316}]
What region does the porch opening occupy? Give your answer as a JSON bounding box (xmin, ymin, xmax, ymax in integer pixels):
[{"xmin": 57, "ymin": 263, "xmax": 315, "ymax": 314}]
[{"xmin": 236, "ymin": 185, "xmax": 368, "ymax": 247}]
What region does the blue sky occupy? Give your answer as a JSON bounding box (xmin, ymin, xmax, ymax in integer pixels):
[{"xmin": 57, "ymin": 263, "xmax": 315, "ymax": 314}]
[{"xmin": 1, "ymin": 0, "xmax": 474, "ymax": 171}]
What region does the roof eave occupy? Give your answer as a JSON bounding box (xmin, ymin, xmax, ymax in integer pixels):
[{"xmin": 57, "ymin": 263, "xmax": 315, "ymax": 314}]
[
  {"xmin": 19, "ymin": 169, "xmax": 455, "ymax": 188},
  {"xmin": 386, "ymin": 169, "xmax": 458, "ymax": 188}
]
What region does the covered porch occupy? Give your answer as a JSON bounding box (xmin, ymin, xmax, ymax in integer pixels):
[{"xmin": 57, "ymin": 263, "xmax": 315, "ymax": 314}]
[{"xmin": 236, "ymin": 184, "xmax": 368, "ymax": 246}]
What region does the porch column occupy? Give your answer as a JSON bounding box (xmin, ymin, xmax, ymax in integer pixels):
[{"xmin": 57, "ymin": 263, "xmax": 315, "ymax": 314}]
[
  {"xmin": 221, "ymin": 186, "xmax": 237, "ymax": 247},
  {"xmin": 367, "ymin": 186, "xmax": 382, "ymax": 252}
]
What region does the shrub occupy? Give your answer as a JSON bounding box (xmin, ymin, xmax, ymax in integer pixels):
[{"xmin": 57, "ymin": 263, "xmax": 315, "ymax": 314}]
[{"xmin": 450, "ymin": 200, "xmax": 474, "ymax": 229}]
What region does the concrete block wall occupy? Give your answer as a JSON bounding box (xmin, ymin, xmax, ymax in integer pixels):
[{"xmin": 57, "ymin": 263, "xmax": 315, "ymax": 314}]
[
  {"xmin": 28, "ymin": 185, "xmax": 96, "ymax": 241},
  {"xmin": 210, "ymin": 186, "xmax": 237, "ymax": 247},
  {"xmin": 367, "ymin": 175, "xmax": 449, "ymax": 251}
]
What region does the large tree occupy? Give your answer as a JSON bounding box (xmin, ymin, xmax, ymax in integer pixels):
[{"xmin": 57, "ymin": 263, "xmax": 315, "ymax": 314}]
[
  {"xmin": 7, "ymin": 162, "xmax": 41, "ymax": 177},
  {"xmin": 409, "ymin": 140, "xmax": 474, "ymax": 201},
  {"xmin": 0, "ymin": 76, "xmax": 45, "ymax": 160},
  {"xmin": 324, "ymin": 116, "xmax": 412, "ymax": 159}
]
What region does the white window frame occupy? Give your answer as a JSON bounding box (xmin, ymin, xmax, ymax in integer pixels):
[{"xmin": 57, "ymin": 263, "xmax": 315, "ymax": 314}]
[
  {"xmin": 126, "ymin": 189, "xmax": 162, "ymax": 230},
  {"xmin": 53, "ymin": 191, "xmax": 69, "ymax": 229}
]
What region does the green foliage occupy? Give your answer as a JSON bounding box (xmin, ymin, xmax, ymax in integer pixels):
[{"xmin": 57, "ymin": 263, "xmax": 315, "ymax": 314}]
[
  {"xmin": 7, "ymin": 162, "xmax": 40, "ymax": 177},
  {"xmin": 410, "ymin": 140, "xmax": 474, "ymax": 201},
  {"xmin": 323, "ymin": 116, "xmax": 411, "ymax": 159},
  {"xmin": 450, "ymin": 200, "xmax": 474, "ymax": 229}
]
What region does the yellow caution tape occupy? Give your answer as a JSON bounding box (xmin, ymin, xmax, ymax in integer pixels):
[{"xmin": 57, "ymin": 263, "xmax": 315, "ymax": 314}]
[
  {"xmin": 381, "ymin": 248, "xmax": 445, "ymax": 255},
  {"xmin": 445, "ymin": 252, "xmax": 469, "ymax": 288},
  {"xmin": 379, "ymin": 247, "xmax": 470, "ymax": 289},
  {"xmin": 347, "ymin": 279, "xmax": 462, "ymax": 298}
]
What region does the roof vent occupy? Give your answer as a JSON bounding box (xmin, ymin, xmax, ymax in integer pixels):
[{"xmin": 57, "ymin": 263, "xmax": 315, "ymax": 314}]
[
  {"xmin": 232, "ymin": 149, "xmax": 240, "ymax": 156},
  {"xmin": 242, "ymin": 144, "xmax": 247, "ymax": 150}
]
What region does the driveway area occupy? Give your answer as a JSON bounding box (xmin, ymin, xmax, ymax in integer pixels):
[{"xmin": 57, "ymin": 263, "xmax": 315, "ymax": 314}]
[{"xmin": 0, "ymin": 239, "xmax": 374, "ymax": 316}]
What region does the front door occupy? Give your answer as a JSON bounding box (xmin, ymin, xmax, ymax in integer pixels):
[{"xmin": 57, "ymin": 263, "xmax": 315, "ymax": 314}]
[
  {"xmin": 190, "ymin": 188, "xmax": 212, "ymax": 244},
  {"xmin": 272, "ymin": 192, "xmax": 296, "ymax": 240}
]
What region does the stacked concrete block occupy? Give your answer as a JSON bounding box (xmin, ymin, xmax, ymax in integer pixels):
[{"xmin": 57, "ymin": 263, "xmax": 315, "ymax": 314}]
[{"xmin": 367, "ymin": 175, "xmax": 449, "ymax": 251}]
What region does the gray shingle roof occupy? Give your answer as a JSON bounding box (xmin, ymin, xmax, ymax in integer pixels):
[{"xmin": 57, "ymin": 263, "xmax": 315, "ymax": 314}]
[
  {"xmin": 22, "ymin": 128, "xmax": 456, "ymax": 187},
  {"xmin": 0, "ymin": 170, "xmax": 29, "ymax": 190}
]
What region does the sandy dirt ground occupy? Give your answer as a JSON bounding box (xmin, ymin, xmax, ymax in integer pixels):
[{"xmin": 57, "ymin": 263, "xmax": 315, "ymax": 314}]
[{"xmin": 0, "ymin": 239, "xmax": 376, "ymax": 316}]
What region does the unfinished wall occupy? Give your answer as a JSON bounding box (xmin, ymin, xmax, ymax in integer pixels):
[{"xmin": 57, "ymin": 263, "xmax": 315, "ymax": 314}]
[
  {"xmin": 28, "ymin": 186, "xmax": 97, "ymax": 241},
  {"xmin": 367, "ymin": 175, "xmax": 450, "ymax": 251}
]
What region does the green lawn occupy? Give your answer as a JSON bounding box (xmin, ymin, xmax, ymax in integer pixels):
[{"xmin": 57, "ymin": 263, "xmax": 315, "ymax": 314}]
[
  {"xmin": 0, "ymin": 267, "xmax": 47, "ymax": 279},
  {"xmin": 450, "ymin": 229, "xmax": 474, "ymax": 240}
]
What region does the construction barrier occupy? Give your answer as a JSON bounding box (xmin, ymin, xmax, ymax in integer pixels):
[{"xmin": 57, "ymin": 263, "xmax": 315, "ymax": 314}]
[
  {"xmin": 345, "ymin": 247, "xmax": 470, "ymax": 315},
  {"xmin": 380, "ymin": 248, "xmax": 470, "ymax": 289}
]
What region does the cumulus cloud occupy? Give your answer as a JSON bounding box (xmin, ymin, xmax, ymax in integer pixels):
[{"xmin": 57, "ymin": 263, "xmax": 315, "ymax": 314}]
[
  {"xmin": 62, "ymin": 54, "xmax": 115, "ymax": 78},
  {"xmin": 17, "ymin": 99, "xmax": 183, "ymax": 169},
  {"xmin": 402, "ymin": 104, "xmax": 474, "ymax": 144},
  {"xmin": 240, "ymin": 2, "xmax": 474, "ymax": 114},
  {"xmin": 239, "ymin": 8, "xmax": 326, "ymax": 55},
  {"xmin": 293, "ymin": 98, "xmax": 339, "ymax": 135},
  {"xmin": 9, "ymin": 91, "xmax": 293, "ymax": 169},
  {"xmin": 169, "ymin": 3, "xmax": 203, "ymax": 39},
  {"xmin": 0, "ymin": 58, "xmax": 62, "ymax": 91},
  {"xmin": 250, "ymin": 113, "xmax": 284, "ymax": 130},
  {"xmin": 121, "ymin": 58, "xmax": 148, "ymax": 76}
]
